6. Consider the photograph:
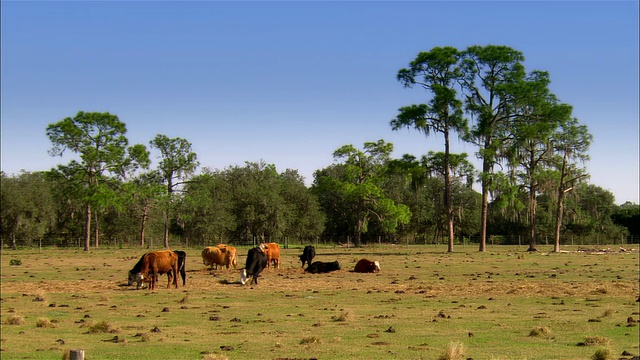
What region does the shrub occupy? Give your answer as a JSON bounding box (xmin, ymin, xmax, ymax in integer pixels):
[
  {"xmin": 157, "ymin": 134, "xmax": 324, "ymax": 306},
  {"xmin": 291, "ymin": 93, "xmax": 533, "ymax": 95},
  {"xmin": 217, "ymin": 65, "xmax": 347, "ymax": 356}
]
[{"xmin": 9, "ymin": 259, "xmax": 22, "ymax": 266}]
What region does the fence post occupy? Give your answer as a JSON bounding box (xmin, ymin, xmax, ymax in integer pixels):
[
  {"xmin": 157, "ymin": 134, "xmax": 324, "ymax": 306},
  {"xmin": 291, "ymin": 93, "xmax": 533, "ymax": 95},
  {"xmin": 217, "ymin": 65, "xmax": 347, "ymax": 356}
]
[{"xmin": 69, "ymin": 349, "xmax": 84, "ymax": 360}]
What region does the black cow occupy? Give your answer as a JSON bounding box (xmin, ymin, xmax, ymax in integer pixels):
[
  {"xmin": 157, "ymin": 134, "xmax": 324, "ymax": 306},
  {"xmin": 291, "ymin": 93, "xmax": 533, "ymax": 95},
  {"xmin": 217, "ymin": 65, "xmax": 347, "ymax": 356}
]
[
  {"xmin": 299, "ymin": 245, "xmax": 316, "ymax": 268},
  {"xmin": 305, "ymin": 260, "xmax": 340, "ymax": 274},
  {"xmin": 240, "ymin": 247, "xmax": 268, "ymax": 285},
  {"xmin": 173, "ymin": 250, "xmax": 187, "ymax": 286}
]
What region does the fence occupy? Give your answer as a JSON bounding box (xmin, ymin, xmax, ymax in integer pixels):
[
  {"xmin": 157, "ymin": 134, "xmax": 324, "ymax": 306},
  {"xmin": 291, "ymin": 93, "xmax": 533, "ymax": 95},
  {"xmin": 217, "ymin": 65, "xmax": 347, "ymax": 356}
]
[{"xmin": 2, "ymin": 233, "xmax": 638, "ymax": 250}]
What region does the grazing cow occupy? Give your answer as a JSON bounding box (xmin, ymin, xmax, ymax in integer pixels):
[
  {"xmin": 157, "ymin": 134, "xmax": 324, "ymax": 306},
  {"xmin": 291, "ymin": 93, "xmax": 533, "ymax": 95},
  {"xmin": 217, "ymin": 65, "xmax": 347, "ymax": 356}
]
[
  {"xmin": 240, "ymin": 247, "xmax": 268, "ymax": 285},
  {"xmin": 259, "ymin": 242, "xmax": 280, "ymax": 269},
  {"xmin": 172, "ymin": 250, "xmax": 187, "ymax": 286},
  {"xmin": 216, "ymin": 244, "xmax": 238, "ymax": 269},
  {"xmin": 201, "ymin": 246, "xmax": 235, "ymax": 270},
  {"xmin": 127, "ymin": 254, "xmax": 147, "ymax": 289},
  {"xmin": 353, "ymin": 258, "xmax": 380, "ymax": 273},
  {"xmin": 305, "ymin": 260, "xmax": 341, "ymax": 274},
  {"xmin": 299, "ymin": 245, "xmax": 316, "ymax": 268},
  {"xmin": 131, "ymin": 250, "xmax": 179, "ymax": 290}
]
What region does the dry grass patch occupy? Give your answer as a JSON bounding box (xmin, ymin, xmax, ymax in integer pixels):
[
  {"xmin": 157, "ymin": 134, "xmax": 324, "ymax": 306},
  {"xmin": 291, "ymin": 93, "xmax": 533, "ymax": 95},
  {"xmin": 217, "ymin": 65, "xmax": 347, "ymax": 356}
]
[
  {"xmin": 333, "ymin": 309, "xmax": 353, "ymax": 322},
  {"xmin": 529, "ymin": 326, "xmax": 553, "ymax": 338},
  {"xmin": 437, "ymin": 341, "xmax": 465, "ymax": 360},
  {"xmin": 580, "ymin": 336, "xmax": 611, "ymax": 347},
  {"xmin": 87, "ymin": 320, "xmax": 118, "ymax": 334},
  {"xmin": 4, "ymin": 315, "xmax": 24, "ymax": 325},
  {"xmin": 35, "ymin": 318, "xmax": 57, "ymax": 328},
  {"xmin": 299, "ymin": 336, "xmax": 321, "ymax": 345}
]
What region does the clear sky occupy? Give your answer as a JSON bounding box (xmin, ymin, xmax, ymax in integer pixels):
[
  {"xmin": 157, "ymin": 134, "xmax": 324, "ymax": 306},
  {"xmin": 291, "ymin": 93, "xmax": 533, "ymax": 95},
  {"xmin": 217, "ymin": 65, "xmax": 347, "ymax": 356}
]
[{"xmin": 1, "ymin": 1, "xmax": 638, "ymax": 205}]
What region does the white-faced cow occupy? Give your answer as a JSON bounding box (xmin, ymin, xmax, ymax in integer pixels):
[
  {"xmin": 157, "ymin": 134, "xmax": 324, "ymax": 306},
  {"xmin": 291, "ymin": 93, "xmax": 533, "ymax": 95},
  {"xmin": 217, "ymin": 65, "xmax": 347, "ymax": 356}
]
[
  {"xmin": 353, "ymin": 258, "xmax": 380, "ymax": 273},
  {"xmin": 299, "ymin": 245, "xmax": 316, "ymax": 268},
  {"xmin": 240, "ymin": 247, "xmax": 268, "ymax": 285},
  {"xmin": 128, "ymin": 250, "xmax": 186, "ymax": 289},
  {"xmin": 128, "ymin": 250, "xmax": 179, "ymax": 290}
]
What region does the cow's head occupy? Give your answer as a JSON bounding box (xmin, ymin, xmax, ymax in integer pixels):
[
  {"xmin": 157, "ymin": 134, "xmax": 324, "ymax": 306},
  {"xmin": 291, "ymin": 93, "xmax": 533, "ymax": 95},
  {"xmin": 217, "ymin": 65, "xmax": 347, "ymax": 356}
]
[
  {"xmin": 240, "ymin": 269, "xmax": 248, "ymax": 285},
  {"xmin": 374, "ymin": 261, "xmax": 381, "ymax": 272},
  {"xmin": 127, "ymin": 271, "xmax": 137, "ymax": 286},
  {"xmin": 128, "ymin": 271, "xmax": 146, "ymax": 289}
]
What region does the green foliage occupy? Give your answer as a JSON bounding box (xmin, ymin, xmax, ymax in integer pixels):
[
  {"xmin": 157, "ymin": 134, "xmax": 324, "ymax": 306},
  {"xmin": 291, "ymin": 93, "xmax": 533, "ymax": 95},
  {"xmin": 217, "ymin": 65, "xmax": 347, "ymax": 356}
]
[{"xmin": 45, "ymin": 111, "xmax": 150, "ymax": 250}]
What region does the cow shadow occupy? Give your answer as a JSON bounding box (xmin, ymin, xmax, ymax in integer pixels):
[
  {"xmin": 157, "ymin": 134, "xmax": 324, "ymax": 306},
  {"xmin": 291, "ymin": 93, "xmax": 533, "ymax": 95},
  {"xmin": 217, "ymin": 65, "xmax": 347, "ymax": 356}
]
[{"xmin": 218, "ymin": 279, "xmax": 242, "ymax": 285}]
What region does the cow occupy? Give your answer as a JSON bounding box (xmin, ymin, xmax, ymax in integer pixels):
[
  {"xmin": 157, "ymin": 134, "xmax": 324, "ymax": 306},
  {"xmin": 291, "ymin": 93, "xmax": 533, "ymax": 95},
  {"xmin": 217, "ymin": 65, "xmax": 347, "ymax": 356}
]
[
  {"xmin": 259, "ymin": 242, "xmax": 280, "ymax": 269},
  {"xmin": 240, "ymin": 246, "xmax": 268, "ymax": 285},
  {"xmin": 299, "ymin": 245, "xmax": 316, "ymax": 268},
  {"xmin": 201, "ymin": 246, "xmax": 235, "ymax": 270},
  {"xmin": 353, "ymin": 258, "xmax": 380, "ymax": 273},
  {"xmin": 129, "ymin": 250, "xmax": 179, "ymax": 290},
  {"xmin": 305, "ymin": 260, "xmax": 341, "ymax": 274},
  {"xmin": 173, "ymin": 250, "xmax": 187, "ymax": 286},
  {"xmin": 216, "ymin": 244, "xmax": 238, "ymax": 269}
]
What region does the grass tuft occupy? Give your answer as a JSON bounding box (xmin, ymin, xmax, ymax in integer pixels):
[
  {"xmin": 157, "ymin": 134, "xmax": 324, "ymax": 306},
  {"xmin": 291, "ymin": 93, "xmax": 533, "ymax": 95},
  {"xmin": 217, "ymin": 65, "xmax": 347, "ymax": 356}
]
[
  {"xmin": 582, "ymin": 336, "xmax": 611, "ymax": 347},
  {"xmin": 202, "ymin": 354, "xmax": 229, "ymax": 360},
  {"xmin": 529, "ymin": 326, "xmax": 553, "ymax": 338},
  {"xmin": 437, "ymin": 341, "xmax": 465, "ymax": 360},
  {"xmin": 591, "ymin": 348, "xmax": 612, "ymax": 360},
  {"xmin": 299, "ymin": 336, "xmax": 321, "ymax": 345},
  {"xmin": 36, "ymin": 318, "xmax": 57, "ymax": 328},
  {"xmin": 4, "ymin": 315, "xmax": 25, "ymax": 325},
  {"xmin": 333, "ymin": 309, "xmax": 353, "ymax": 322},
  {"xmin": 88, "ymin": 320, "xmax": 118, "ymax": 334}
]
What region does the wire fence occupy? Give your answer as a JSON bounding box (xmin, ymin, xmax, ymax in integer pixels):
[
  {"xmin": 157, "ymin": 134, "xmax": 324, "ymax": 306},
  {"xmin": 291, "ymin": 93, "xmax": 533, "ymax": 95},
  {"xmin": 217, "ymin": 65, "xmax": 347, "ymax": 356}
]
[{"xmin": 2, "ymin": 234, "xmax": 638, "ymax": 251}]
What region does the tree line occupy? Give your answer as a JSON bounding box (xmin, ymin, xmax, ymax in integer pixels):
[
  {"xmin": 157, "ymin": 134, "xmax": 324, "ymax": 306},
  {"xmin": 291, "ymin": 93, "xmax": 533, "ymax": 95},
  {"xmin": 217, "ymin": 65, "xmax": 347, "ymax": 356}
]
[{"xmin": 2, "ymin": 45, "xmax": 638, "ymax": 250}]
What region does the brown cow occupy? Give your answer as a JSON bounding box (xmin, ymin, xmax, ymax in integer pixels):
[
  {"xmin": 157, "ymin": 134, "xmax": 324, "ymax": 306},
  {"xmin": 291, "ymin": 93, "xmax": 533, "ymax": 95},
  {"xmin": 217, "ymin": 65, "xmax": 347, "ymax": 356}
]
[
  {"xmin": 137, "ymin": 250, "xmax": 179, "ymax": 290},
  {"xmin": 353, "ymin": 258, "xmax": 380, "ymax": 273},
  {"xmin": 216, "ymin": 244, "xmax": 238, "ymax": 269},
  {"xmin": 259, "ymin": 242, "xmax": 281, "ymax": 269},
  {"xmin": 202, "ymin": 246, "xmax": 235, "ymax": 269}
]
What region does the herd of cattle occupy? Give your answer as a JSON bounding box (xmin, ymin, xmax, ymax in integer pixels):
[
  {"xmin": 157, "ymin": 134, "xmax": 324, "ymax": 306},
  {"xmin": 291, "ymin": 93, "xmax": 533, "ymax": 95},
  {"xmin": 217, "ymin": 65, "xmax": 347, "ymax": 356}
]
[{"xmin": 127, "ymin": 243, "xmax": 381, "ymax": 290}]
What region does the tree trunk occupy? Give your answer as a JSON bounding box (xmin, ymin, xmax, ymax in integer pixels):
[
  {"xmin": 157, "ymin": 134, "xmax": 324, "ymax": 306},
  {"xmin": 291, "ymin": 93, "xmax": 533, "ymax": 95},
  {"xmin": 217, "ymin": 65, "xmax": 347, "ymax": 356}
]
[
  {"xmin": 140, "ymin": 201, "xmax": 149, "ymax": 247},
  {"xmin": 527, "ymin": 179, "xmax": 538, "ymax": 252},
  {"xmin": 94, "ymin": 211, "xmax": 99, "ymax": 248},
  {"xmin": 163, "ymin": 209, "xmax": 170, "ymax": 248},
  {"xmin": 478, "ymin": 148, "xmax": 491, "ymax": 252},
  {"xmin": 554, "ymin": 152, "xmax": 569, "ymax": 252},
  {"xmin": 444, "ymin": 128, "xmax": 454, "ymax": 252},
  {"xmin": 84, "ymin": 203, "xmax": 91, "ymax": 251}
]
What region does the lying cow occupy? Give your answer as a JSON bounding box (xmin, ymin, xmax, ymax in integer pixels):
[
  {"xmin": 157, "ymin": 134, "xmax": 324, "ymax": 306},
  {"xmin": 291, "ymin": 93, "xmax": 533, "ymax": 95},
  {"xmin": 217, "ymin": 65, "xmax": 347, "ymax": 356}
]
[
  {"xmin": 259, "ymin": 242, "xmax": 280, "ymax": 269},
  {"xmin": 241, "ymin": 246, "xmax": 268, "ymax": 285},
  {"xmin": 128, "ymin": 250, "xmax": 179, "ymax": 290},
  {"xmin": 353, "ymin": 258, "xmax": 380, "ymax": 273},
  {"xmin": 299, "ymin": 245, "xmax": 316, "ymax": 268},
  {"xmin": 305, "ymin": 260, "xmax": 341, "ymax": 274},
  {"xmin": 202, "ymin": 246, "xmax": 235, "ymax": 270}
]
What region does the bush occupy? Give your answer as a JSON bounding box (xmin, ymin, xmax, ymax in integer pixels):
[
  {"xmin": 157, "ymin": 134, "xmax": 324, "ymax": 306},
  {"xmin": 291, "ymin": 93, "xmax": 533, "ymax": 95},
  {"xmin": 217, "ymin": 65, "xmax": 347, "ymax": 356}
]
[{"xmin": 9, "ymin": 259, "xmax": 22, "ymax": 266}]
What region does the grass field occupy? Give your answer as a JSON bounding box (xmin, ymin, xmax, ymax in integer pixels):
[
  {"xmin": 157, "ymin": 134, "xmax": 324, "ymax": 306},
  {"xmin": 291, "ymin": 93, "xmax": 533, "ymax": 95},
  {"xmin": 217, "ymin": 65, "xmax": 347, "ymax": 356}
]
[{"xmin": 1, "ymin": 244, "xmax": 638, "ymax": 360}]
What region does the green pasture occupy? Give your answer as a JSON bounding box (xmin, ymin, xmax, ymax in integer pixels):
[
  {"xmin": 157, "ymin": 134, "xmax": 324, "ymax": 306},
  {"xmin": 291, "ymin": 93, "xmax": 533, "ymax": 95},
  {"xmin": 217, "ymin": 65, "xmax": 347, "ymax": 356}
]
[{"xmin": 1, "ymin": 245, "xmax": 638, "ymax": 360}]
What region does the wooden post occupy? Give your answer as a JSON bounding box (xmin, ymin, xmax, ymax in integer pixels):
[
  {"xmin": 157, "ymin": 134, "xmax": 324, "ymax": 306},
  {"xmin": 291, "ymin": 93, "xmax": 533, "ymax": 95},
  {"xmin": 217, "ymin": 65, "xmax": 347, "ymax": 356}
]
[{"xmin": 69, "ymin": 349, "xmax": 84, "ymax": 360}]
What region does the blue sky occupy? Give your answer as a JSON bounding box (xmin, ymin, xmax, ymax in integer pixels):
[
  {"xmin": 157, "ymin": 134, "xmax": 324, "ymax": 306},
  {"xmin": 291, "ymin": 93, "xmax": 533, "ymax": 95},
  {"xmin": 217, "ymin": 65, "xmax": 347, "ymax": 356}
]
[{"xmin": 2, "ymin": 1, "xmax": 638, "ymax": 205}]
